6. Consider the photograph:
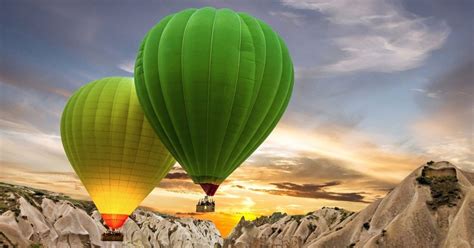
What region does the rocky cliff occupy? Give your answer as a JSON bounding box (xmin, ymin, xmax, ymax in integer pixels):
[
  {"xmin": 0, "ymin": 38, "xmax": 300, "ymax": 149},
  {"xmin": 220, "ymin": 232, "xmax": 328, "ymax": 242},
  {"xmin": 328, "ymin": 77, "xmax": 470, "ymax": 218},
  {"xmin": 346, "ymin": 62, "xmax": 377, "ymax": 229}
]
[
  {"xmin": 224, "ymin": 161, "xmax": 474, "ymax": 248},
  {"xmin": 0, "ymin": 183, "xmax": 223, "ymax": 247}
]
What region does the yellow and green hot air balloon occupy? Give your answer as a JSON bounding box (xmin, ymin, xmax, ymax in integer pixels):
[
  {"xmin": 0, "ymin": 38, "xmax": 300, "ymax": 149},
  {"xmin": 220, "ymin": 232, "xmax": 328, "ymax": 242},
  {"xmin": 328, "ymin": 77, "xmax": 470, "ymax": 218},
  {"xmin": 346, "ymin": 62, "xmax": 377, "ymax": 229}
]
[
  {"xmin": 134, "ymin": 7, "xmax": 294, "ymax": 209},
  {"xmin": 60, "ymin": 77, "xmax": 175, "ymax": 233}
]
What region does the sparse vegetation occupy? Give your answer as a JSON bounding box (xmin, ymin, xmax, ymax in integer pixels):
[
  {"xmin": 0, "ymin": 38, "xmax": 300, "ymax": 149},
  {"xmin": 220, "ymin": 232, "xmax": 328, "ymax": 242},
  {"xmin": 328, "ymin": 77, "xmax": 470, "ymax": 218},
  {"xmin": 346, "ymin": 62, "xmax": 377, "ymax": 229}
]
[
  {"xmin": 306, "ymin": 215, "xmax": 319, "ymax": 221},
  {"xmin": 293, "ymin": 214, "xmax": 304, "ymax": 222},
  {"xmin": 416, "ymin": 175, "xmax": 432, "ymax": 185},
  {"xmin": 0, "ymin": 201, "xmax": 7, "ymax": 213},
  {"xmin": 416, "ymin": 166, "xmax": 461, "ymax": 210},
  {"xmin": 328, "ymin": 214, "xmax": 338, "ymax": 225},
  {"xmin": 363, "ymin": 222, "xmax": 370, "ymax": 230},
  {"xmin": 102, "ymin": 231, "xmax": 124, "ymax": 241},
  {"xmin": 0, "ymin": 182, "xmax": 97, "ymax": 216},
  {"xmin": 426, "ymin": 176, "xmax": 461, "ymax": 210},
  {"xmin": 253, "ymin": 212, "xmax": 287, "ymax": 226},
  {"xmin": 308, "ymin": 223, "xmax": 317, "ymax": 233},
  {"xmin": 339, "ymin": 210, "xmax": 353, "ymax": 223}
]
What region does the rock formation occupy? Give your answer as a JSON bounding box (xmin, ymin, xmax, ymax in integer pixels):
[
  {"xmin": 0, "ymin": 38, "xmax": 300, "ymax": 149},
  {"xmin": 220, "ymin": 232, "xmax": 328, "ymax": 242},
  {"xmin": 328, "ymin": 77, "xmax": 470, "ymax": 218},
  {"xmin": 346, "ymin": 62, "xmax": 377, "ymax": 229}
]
[
  {"xmin": 0, "ymin": 183, "xmax": 223, "ymax": 247},
  {"xmin": 225, "ymin": 161, "xmax": 474, "ymax": 248}
]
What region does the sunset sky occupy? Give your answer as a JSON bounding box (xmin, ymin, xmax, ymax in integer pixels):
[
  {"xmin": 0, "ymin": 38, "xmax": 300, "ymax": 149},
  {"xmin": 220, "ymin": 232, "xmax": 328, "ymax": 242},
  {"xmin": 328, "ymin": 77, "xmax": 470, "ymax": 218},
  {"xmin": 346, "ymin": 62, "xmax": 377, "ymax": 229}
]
[{"xmin": 1, "ymin": 0, "xmax": 473, "ymax": 236}]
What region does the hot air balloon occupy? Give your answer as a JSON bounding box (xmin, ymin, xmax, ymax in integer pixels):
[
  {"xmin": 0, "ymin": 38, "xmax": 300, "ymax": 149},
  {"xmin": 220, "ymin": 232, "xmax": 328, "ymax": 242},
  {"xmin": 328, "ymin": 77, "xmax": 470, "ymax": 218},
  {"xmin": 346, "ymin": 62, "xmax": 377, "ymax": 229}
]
[
  {"xmin": 134, "ymin": 7, "xmax": 294, "ymax": 211},
  {"xmin": 60, "ymin": 77, "xmax": 175, "ymax": 240}
]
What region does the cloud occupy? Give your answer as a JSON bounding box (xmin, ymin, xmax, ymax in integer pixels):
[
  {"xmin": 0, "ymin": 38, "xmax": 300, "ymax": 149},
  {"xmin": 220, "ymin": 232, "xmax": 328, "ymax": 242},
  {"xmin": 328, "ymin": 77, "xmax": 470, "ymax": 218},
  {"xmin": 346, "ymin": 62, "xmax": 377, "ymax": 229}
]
[
  {"xmin": 159, "ymin": 167, "xmax": 199, "ymax": 192},
  {"xmin": 0, "ymin": 165, "xmax": 87, "ymax": 199},
  {"xmin": 0, "ymin": 83, "xmax": 70, "ymax": 171},
  {"xmin": 415, "ymin": 60, "xmax": 473, "ymax": 135},
  {"xmin": 232, "ymin": 155, "xmax": 396, "ymax": 201},
  {"xmin": 269, "ymin": 10, "xmax": 304, "ymax": 26},
  {"xmin": 0, "ymin": 117, "xmax": 69, "ymax": 172},
  {"xmin": 165, "ymin": 172, "xmax": 190, "ymax": 180},
  {"xmin": 118, "ymin": 60, "xmax": 135, "ymax": 74},
  {"xmin": 225, "ymin": 124, "xmax": 425, "ymax": 202},
  {"xmin": 238, "ymin": 124, "xmax": 424, "ymax": 183},
  {"xmin": 283, "ymin": 0, "xmax": 450, "ymax": 74},
  {"xmin": 157, "ymin": 179, "xmax": 202, "ymax": 194},
  {"xmin": 411, "ymin": 88, "xmax": 439, "ymax": 98},
  {"xmin": 420, "ymin": 137, "xmax": 473, "ymax": 171},
  {"xmin": 253, "ymin": 181, "xmax": 369, "ymax": 203},
  {"xmin": 0, "ymin": 57, "xmax": 75, "ymax": 98},
  {"xmin": 412, "ymin": 60, "xmax": 474, "ymax": 169}
]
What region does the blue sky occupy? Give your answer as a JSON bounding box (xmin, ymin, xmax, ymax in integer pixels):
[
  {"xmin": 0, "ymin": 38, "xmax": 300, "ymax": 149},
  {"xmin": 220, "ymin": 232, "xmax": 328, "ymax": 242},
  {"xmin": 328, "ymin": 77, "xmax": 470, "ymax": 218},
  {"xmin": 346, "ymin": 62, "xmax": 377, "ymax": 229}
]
[{"xmin": 0, "ymin": 0, "xmax": 473, "ymax": 234}]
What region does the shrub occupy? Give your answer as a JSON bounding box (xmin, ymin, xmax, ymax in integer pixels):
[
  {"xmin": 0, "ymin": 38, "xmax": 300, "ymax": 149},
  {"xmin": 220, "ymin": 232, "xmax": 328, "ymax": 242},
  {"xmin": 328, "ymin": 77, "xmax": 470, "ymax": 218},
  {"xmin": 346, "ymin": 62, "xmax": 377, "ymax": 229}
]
[
  {"xmin": 363, "ymin": 222, "xmax": 370, "ymax": 230},
  {"xmin": 416, "ymin": 176, "xmax": 432, "ymax": 185},
  {"xmin": 426, "ymin": 176, "xmax": 461, "ymax": 210}
]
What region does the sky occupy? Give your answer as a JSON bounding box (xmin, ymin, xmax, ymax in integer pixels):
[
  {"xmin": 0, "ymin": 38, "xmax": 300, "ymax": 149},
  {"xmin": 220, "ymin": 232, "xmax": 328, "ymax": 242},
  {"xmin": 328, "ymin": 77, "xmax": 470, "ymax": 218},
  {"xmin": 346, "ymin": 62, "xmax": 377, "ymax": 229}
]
[{"xmin": 0, "ymin": 0, "xmax": 473, "ymax": 236}]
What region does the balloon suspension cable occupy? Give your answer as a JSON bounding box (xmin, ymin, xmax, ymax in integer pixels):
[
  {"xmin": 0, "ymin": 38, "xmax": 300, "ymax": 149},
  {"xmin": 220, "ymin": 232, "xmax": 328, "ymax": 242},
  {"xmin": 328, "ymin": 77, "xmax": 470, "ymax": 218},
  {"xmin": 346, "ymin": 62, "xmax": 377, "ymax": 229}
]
[
  {"xmin": 196, "ymin": 195, "xmax": 216, "ymax": 212},
  {"xmin": 101, "ymin": 229, "xmax": 124, "ymax": 242}
]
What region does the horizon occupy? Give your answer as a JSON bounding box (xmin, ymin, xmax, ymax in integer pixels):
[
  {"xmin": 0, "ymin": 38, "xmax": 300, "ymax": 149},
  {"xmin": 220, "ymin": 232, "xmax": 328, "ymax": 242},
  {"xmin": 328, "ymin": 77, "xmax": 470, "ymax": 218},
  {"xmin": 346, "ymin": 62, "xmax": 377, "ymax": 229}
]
[{"xmin": 1, "ymin": 0, "xmax": 473, "ymax": 237}]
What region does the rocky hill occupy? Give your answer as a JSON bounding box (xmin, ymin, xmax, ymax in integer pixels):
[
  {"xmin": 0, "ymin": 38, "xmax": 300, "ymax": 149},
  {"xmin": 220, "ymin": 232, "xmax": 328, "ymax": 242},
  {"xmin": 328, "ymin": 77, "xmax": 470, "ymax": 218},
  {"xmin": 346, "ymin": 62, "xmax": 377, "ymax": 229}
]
[
  {"xmin": 2, "ymin": 161, "xmax": 472, "ymax": 248},
  {"xmin": 224, "ymin": 161, "xmax": 474, "ymax": 248},
  {"xmin": 0, "ymin": 182, "xmax": 223, "ymax": 247},
  {"xmin": 224, "ymin": 207, "xmax": 354, "ymax": 247}
]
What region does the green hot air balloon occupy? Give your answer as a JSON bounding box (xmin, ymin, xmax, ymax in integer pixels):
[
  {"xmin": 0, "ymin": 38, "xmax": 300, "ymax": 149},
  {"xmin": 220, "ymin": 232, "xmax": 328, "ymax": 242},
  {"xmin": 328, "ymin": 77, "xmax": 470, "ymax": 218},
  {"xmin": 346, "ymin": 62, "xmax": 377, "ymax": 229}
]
[
  {"xmin": 61, "ymin": 77, "xmax": 175, "ymax": 238},
  {"xmin": 134, "ymin": 7, "xmax": 294, "ymax": 209}
]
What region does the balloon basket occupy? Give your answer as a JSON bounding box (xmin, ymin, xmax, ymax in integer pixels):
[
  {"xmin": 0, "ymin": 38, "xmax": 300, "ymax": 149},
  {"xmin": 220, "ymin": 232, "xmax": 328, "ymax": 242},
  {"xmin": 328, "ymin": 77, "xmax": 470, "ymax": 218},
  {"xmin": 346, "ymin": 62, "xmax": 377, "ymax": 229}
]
[
  {"xmin": 196, "ymin": 195, "xmax": 215, "ymax": 212},
  {"xmin": 102, "ymin": 230, "xmax": 124, "ymax": 241}
]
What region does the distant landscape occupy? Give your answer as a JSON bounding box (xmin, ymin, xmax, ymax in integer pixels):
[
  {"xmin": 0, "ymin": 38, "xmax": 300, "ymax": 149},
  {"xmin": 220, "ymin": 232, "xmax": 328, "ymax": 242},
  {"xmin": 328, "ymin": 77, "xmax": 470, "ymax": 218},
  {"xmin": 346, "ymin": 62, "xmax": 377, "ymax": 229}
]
[{"xmin": 1, "ymin": 161, "xmax": 472, "ymax": 247}]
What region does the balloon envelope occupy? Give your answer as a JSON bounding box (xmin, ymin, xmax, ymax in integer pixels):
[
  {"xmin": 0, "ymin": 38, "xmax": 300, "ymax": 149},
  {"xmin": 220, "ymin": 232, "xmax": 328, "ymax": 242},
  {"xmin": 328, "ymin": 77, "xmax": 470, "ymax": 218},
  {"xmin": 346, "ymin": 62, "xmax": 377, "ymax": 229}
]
[
  {"xmin": 135, "ymin": 7, "xmax": 294, "ymax": 195},
  {"xmin": 61, "ymin": 77, "xmax": 175, "ymax": 229}
]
